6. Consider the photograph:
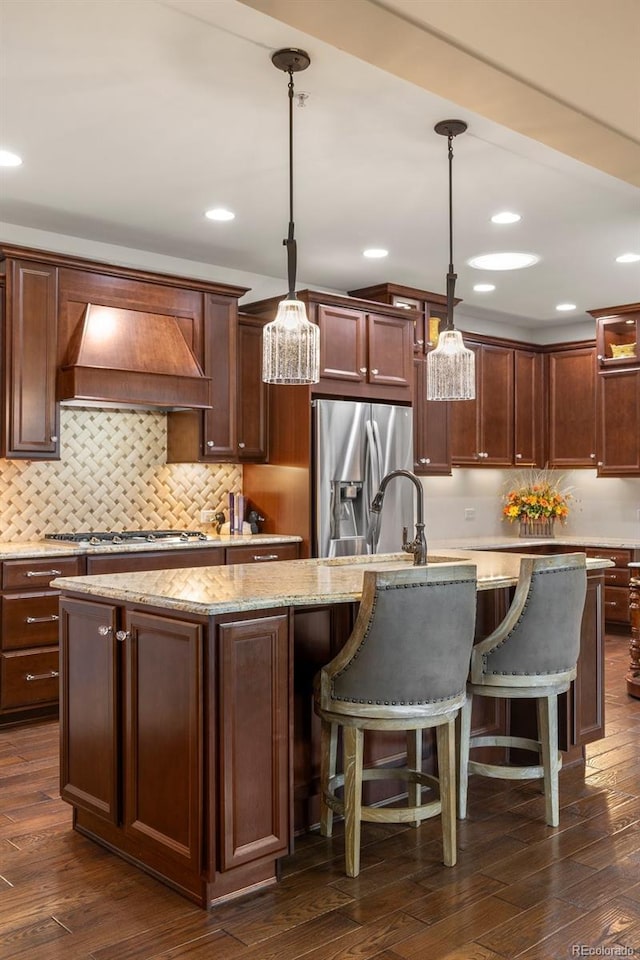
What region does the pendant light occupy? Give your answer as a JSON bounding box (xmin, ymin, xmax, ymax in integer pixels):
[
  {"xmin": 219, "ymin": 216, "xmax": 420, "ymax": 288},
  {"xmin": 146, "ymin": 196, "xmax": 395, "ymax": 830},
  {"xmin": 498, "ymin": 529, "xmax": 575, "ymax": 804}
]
[
  {"xmin": 427, "ymin": 120, "xmax": 476, "ymax": 401},
  {"xmin": 262, "ymin": 48, "xmax": 320, "ymax": 385}
]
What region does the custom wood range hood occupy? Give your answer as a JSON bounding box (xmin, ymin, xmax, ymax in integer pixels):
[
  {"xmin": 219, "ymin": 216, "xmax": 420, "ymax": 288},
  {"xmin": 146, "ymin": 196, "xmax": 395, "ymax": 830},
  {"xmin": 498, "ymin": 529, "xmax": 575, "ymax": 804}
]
[{"xmin": 57, "ymin": 303, "xmax": 212, "ymax": 410}]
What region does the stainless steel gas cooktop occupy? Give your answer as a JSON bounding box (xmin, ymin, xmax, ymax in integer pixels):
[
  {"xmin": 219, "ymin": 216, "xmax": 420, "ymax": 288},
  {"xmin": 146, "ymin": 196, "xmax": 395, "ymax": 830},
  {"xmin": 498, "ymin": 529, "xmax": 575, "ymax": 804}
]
[{"xmin": 45, "ymin": 530, "xmax": 209, "ymax": 545}]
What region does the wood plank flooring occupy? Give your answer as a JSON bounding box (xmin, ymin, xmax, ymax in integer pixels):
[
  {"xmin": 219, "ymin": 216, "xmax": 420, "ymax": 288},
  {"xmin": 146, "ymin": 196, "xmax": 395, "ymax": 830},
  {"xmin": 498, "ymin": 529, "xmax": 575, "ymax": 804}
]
[{"xmin": 1, "ymin": 634, "xmax": 639, "ymax": 960}]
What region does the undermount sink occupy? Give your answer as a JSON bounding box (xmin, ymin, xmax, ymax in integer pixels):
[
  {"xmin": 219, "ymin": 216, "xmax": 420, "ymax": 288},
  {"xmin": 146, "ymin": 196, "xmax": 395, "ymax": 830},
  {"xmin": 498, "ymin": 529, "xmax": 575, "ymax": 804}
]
[{"xmin": 320, "ymin": 553, "xmax": 464, "ymax": 567}]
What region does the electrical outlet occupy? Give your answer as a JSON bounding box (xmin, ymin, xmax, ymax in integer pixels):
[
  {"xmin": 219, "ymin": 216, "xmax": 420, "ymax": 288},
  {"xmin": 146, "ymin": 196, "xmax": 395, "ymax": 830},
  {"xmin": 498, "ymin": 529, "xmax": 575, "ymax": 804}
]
[
  {"xmin": 200, "ymin": 509, "xmax": 217, "ymax": 524},
  {"xmin": 464, "ymin": 508, "xmax": 476, "ymax": 521}
]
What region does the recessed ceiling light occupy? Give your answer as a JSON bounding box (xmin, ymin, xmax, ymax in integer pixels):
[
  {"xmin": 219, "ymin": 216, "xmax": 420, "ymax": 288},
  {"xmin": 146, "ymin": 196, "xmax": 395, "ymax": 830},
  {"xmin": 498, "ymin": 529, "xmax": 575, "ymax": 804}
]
[
  {"xmin": 468, "ymin": 252, "xmax": 539, "ymax": 271},
  {"xmin": 205, "ymin": 207, "xmax": 235, "ymax": 221},
  {"xmin": 491, "ymin": 211, "xmax": 521, "ymax": 224},
  {"xmin": 556, "ymin": 303, "xmax": 577, "ymax": 312},
  {"xmin": 0, "ymin": 149, "xmax": 22, "ymax": 167},
  {"xmin": 473, "ymin": 283, "xmax": 496, "ymax": 292},
  {"xmin": 616, "ymin": 252, "xmax": 640, "ymax": 263},
  {"xmin": 363, "ymin": 248, "xmax": 388, "ymax": 259}
]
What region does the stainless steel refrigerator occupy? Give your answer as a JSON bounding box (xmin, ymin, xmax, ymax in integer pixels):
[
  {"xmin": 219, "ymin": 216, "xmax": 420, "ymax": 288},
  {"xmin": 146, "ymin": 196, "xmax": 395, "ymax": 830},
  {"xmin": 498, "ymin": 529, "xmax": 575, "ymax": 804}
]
[{"xmin": 313, "ymin": 398, "xmax": 414, "ymax": 558}]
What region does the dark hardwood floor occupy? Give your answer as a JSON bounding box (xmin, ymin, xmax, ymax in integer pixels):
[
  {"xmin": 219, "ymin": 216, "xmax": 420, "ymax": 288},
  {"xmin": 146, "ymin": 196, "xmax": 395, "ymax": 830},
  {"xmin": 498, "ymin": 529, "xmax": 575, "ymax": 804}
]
[{"xmin": 1, "ymin": 633, "xmax": 639, "ymax": 960}]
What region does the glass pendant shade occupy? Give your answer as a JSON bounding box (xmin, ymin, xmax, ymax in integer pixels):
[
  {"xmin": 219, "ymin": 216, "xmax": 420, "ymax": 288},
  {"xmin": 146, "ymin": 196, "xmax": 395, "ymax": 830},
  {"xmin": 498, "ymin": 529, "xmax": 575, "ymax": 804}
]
[
  {"xmin": 262, "ymin": 298, "xmax": 320, "ymax": 385},
  {"xmin": 426, "ymin": 329, "xmax": 475, "ymax": 400}
]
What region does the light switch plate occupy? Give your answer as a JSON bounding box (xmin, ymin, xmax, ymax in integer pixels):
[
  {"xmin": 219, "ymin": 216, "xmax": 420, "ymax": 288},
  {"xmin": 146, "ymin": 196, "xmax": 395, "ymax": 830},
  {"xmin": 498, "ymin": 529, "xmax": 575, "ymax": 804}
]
[
  {"xmin": 200, "ymin": 509, "xmax": 217, "ymax": 523},
  {"xmin": 464, "ymin": 508, "xmax": 476, "ymax": 521}
]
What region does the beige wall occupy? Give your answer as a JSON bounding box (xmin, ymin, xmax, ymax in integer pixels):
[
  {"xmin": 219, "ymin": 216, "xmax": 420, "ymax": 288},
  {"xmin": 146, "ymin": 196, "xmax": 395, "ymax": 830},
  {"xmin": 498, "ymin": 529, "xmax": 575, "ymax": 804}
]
[{"xmin": 0, "ymin": 407, "xmax": 241, "ymax": 541}]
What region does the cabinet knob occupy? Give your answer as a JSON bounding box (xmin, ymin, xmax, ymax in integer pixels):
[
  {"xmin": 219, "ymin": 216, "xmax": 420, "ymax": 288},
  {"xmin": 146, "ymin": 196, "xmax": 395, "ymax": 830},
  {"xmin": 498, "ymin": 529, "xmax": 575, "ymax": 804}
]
[
  {"xmin": 97, "ymin": 625, "xmax": 112, "ymax": 637},
  {"xmin": 206, "ymin": 440, "xmax": 215, "ymax": 448},
  {"xmin": 515, "ymin": 453, "xmax": 523, "ymax": 460},
  {"xmin": 419, "ymin": 457, "xmax": 431, "ymax": 464},
  {"xmin": 371, "ymin": 368, "xmax": 379, "ymax": 375},
  {"xmin": 359, "ymin": 367, "xmax": 367, "ymax": 375},
  {"xmin": 590, "ymin": 453, "xmax": 596, "ymax": 459},
  {"xmin": 238, "ymin": 442, "xmax": 245, "ymax": 449},
  {"xmin": 415, "ymin": 339, "xmax": 424, "ymax": 347},
  {"xmin": 50, "ymin": 435, "xmax": 58, "ymax": 443},
  {"xmin": 597, "ymin": 461, "xmax": 604, "ymax": 467},
  {"xmin": 116, "ymin": 630, "xmax": 131, "ymax": 642}
]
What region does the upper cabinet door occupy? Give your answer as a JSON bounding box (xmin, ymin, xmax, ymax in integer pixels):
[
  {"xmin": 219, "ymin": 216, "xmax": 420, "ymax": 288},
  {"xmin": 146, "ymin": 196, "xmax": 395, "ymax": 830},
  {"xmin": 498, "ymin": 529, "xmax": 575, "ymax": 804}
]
[
  {"xmin": 514, "ymin": 349, "xmax": 544, "ymax": 467},
  {"xmin": 547, "ymin": 346, "xmax": 597, "ymax": 467},
  {"xmin": 236, "ymin": 316, "xmax": 267, "ymax": 462},
  {"xmin": 591, "ymin": 304, "xmax": 639, "ymax": 372},
  {"xmin": 366, "ymin": 313, "xmax": 413, "ymax": 390},
  {"xmin": 4, "ymin": 259, "xmax": 59, "ymax": 459},
  {"xmin": 317, "ymin": 304, "xmax": 366, "ymax": 383},
  {"xmin": 450, "ymin": 343, "xmax": 513, "ymax": 466},
  {"xmin": 596, "ymin": 369, "xmax": 640, "ymax": 476}
]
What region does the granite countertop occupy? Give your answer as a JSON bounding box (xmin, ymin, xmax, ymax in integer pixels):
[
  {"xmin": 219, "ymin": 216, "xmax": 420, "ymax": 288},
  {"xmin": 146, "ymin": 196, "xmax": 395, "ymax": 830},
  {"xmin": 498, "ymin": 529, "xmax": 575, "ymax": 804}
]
[
  {"xmin": 430, "ymin": 535, "xmax": 640, "ymax": 551},
  {"xmin": 0, "ymin": 534, "xmax": 302, "ymax": 561},
  {"xmin": 52, "ymin": 549, "xmax": 613, "ymax": 618}
]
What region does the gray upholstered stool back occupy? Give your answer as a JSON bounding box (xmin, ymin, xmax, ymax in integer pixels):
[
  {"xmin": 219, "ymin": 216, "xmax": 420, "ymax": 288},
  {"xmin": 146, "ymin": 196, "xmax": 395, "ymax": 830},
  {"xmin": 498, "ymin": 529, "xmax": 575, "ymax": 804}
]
[
  {"xmin": 471, "ymin": 553, "xmax": 587, "ymax": 684},
  {"xmin": 326, "ymin": 565, "xmax": 477, "ymax": 711}
]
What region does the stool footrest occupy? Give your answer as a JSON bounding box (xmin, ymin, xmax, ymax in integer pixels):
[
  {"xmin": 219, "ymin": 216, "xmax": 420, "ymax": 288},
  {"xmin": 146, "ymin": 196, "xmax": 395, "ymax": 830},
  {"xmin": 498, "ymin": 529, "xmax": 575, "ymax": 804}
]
[
  {"xmin": 468, "ymin": 734, "xmax": 563, "ymax": 781},
  {"xmin": 325, "ymin": 767, "xmax": 442, "ymax": 824}
]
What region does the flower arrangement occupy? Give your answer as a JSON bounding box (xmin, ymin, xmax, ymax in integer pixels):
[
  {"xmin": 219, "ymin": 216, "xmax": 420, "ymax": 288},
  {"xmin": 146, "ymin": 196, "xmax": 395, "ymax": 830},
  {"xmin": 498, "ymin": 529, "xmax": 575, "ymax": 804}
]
[{"xmin": 502, "ymin": 470, "xmax": 572, "ymax": 525}]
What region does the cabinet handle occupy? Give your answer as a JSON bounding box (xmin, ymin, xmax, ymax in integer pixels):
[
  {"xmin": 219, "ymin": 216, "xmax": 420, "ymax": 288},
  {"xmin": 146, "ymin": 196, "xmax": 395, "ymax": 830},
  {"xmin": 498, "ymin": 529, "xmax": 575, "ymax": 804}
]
[
  {"xmin": 26, "ymin": 670, "xmax": 59, "ymax": 681},
  {"xmin": 97, "ymin": 625, "xmax": 113, "ymax": 637},
  {"xmin": 609, "ymin": 574, "xmax": 617, "ymax": 580},
  {"xmin": 50, "ymin": 435, "xmax": 58, "ymax": 443},
  {"xmin": 26, "ymin": 569, "xmax": 62, "ymax": 578},
  {"xmin": 371, "ymin": 368, "xmax": 379, "ymax": 375},
  {"xmin": 238, "ymin": 442, "xmax": 246, "ymax": 449},
  {"xmin": 253, "ymin": 554, "xmax": 279, "ymax": 561},
  {"xmin": 25, "ymin": 614, "xmax": 59, "ymax": 624},
  {"xmin": 359, "ymin": 367, "xmax": 367, "ymax": 375},
  {"xmin": 605, "ymin": 601, "xmax": 618, "ymax": 607},
  {"xmin": 206, "ymin": 440, "xmax": 215, "ymax": 448},
  {"xmin": 116, "ymin": 630, "xmax": 131, "ymax": 642}
]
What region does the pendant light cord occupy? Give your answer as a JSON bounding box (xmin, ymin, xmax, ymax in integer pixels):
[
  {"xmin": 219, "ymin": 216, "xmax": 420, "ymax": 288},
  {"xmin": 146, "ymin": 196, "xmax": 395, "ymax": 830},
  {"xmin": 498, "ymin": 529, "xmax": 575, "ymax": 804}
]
[
  {"xmin": 285, "ymin": 68, "xmax": 297, "ymax": 300},
  {"xmin": 445, "ymin": 131, "xmax": 457, "ymax": 331}
]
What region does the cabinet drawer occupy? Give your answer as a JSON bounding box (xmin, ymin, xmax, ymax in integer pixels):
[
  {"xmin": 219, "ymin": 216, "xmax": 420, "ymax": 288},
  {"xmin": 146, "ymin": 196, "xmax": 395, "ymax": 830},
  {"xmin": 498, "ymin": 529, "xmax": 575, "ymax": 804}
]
[
  {"xmin": 1, "ymin": 648, "xmax": 59, "ymax": 709},
  {"xmin": 2, "ymin": 593, "xmax": 60, "ymax": 650},
  {"xmin": 585, "ymin": 547, "xmax": 632, "ymax": 568},
  {"xmin": 2, "ymin": 556, "xmax": 83, "ymax": 590},
  {"xmin": 604, "ymin": 567, "xmax": 630, "ymax": 588},
  {"xmin": 86, "ymin": 547, "xmax": 225, "ymax": 575},
  {"xmin": 604, "ymin": 585, "xmax": 630, "ymax": 622},
  {"xmin": 226, "ymin": 543, "xmax": 300, "ymax": 565}
]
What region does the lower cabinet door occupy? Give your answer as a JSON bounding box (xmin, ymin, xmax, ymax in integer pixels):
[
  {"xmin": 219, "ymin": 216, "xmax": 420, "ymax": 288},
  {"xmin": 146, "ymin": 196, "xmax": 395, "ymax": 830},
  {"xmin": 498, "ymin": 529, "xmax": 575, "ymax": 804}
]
[
  {"xmin": 217, "ymin": 613, "xmax": 290, "ymax": 870},
  {"xmin": 123, "ymin": 610, "xmax": 203, "ymax": 876},
  {"xmin": 59, "ymin": 597, "xmax": 119, "ymax": 823}
]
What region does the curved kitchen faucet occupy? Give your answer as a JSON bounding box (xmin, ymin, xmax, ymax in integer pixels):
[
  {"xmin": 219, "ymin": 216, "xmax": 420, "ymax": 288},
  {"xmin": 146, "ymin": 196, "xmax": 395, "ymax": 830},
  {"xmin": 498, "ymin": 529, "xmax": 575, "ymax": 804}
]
[{"xmin": 367, "ymin": 469, "xmax": 428, "ymax": 566}]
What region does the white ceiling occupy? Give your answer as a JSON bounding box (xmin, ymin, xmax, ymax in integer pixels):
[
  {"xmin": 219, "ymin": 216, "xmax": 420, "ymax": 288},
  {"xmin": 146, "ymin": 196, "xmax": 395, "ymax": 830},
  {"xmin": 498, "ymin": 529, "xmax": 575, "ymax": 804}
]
[{"xmin": 0, "ymin": 0, "xmax": 639, "ymax": 337}]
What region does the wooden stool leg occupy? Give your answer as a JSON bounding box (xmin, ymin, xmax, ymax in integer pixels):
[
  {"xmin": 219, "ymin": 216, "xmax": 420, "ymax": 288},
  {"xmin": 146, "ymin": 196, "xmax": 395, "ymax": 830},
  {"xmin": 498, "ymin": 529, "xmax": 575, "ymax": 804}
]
[
  {"xmin": 458, "ymin": 692, "xmax": 472, "ymax": 820},
  {"xmin": 320, "ymin": 719, "xmax": 338, "ymax": 837},
  {"xmin": 437, "ymin": 718, "xmax": 456, "ymax": 866},
  {"xmin": 406, "ymin": 729, "xmax": 422, "ymax": 827},
  {"xmin": 343, "ymin": 725, "xmax": 363, "ymax": 878},
  {"xmin": 537, "ymin": 694, "xmax": 560, "ymax": 827}
]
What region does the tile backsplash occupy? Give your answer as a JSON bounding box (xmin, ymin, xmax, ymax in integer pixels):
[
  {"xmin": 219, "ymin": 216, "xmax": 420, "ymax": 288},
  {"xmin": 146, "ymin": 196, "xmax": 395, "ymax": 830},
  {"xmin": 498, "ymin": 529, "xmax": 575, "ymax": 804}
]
[{"xmin": 0, "ymin": 408, "xmax": 242, "ymax": 540}]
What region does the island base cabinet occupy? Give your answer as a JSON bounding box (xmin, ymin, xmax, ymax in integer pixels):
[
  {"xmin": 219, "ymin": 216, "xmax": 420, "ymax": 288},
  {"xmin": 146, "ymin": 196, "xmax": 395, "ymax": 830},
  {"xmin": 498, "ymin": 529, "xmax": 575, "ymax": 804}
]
[{"xmin": 60, "ymin": 597, "xmax": 207, "ymax": 904}]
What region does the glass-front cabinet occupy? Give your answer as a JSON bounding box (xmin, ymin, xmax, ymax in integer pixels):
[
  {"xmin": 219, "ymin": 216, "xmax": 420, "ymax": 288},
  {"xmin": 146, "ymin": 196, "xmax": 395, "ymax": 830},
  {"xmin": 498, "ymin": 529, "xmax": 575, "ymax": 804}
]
[{"xmin": 590, "ymin": 302, "xmax": 639, "ymax": 371}]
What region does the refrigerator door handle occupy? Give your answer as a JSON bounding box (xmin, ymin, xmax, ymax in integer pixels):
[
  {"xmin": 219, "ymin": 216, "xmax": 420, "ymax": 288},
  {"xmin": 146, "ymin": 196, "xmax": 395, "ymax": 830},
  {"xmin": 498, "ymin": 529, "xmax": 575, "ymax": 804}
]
[
  {"xmin": 365, "ymin": 419, "xmax": 380, "ymax": 494},
  {"xmin": 371, "ymin": 419, "xmax": 384, "ymax": 481}
]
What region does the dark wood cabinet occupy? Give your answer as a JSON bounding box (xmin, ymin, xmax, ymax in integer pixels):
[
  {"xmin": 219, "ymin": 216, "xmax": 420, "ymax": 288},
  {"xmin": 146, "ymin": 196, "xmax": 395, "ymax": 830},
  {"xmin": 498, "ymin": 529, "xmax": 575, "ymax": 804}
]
[
  {"xmin": 451, "ymin": 342, "xmax": 514, "ymax": 465},
  {"xmin": 316, "ymin": 303, "xmax": 412, "ymax": 396},
  {"xmin": 2, "ymin": 257, "xmax": 59, "ymax": 459},
  {"xmin": 225, "ymin": 543, "xmax": 300, "ymax": 565},
  {"xmin": 167, "ymin": 308, "xmax": 267, "ymax": 464},
  {"xmin": 589, "ymin": 302, "xmax": 639, "ymax": 372},
  {"xmin": 413, "ymin": 358, "xmax": 451, "ymax": 475},
  {"xmin": 585, "ymin": 546, "xmax": 634, "ymax": 627},
  {"xmin": 59, "ymin": 593, "xmax": 292, "ymax": 907},
  {"xmin": 547, "ymin": 344, "xmax": 597, "ymax": 467},
  {"xmin": 60, "ymin": 598, "xmax": 205, "ymax": 891},
  {"xmin": 562, "ymin": 571, "xmax": 605, "ymax": 749},
  {"xmin": 0, "ymin": 555, "xmax": 83, "ymax": 722},
  {"xmin": 236, "ymin": 315, "xmax": 267, "ymax": 462},
  {"xmin": 242, "ymin": 290, "xmax": 414, "ymax": 403},
  {"xmin": 85, "ymin": 547, "xmax": 225, "ymax": 576},
  {"xmin": 514, "ymin": 348, "xmax": 544, "ymax": 467},
  {"xmin": 596, "ymin": 370, "xmax": 640, "ymax": 476}
]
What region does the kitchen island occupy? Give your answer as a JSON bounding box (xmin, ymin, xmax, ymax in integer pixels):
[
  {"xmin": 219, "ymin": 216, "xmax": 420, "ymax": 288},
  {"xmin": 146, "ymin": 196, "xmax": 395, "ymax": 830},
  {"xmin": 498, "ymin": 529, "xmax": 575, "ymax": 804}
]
[{"xmin": 54, "ymin": 549, "xmax": 610, "ymax": 908}]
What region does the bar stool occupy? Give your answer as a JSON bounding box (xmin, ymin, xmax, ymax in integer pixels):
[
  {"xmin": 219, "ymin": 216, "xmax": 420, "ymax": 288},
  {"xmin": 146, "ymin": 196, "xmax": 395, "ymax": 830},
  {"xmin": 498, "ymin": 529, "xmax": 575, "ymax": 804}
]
[
  {"xmin": 458, "ymin": 553, "xmax": 587, "ymax": 827},
  {"xmin": 313, "ymin": 564, "xmax": 477, "ymax": 877}
]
